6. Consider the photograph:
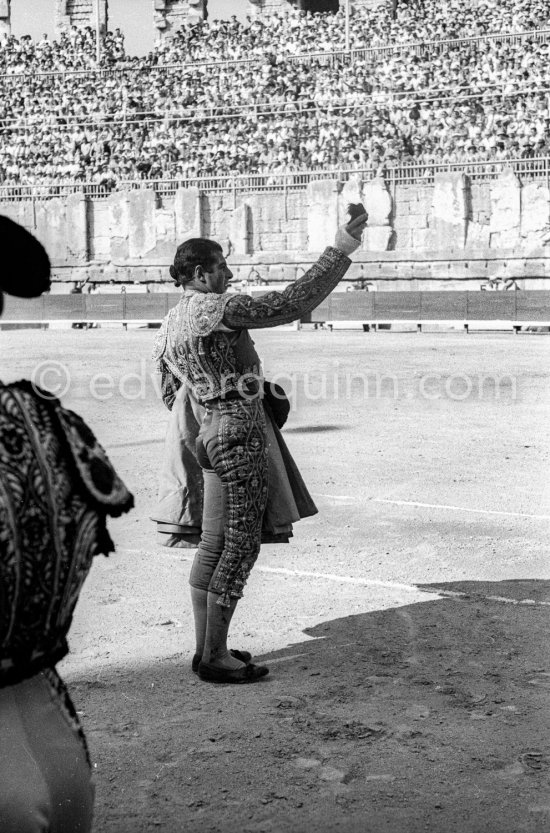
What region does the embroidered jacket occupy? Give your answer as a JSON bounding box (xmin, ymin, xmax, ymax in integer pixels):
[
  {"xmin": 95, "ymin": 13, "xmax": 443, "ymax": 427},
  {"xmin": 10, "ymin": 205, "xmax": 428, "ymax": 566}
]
[
  {"xmin": 154, "ymin": 246, "xmax": 350, "ymax": 402},
  {"xmin": 0, "ymin": 382, "xmax": 134, "ymax": 686}
]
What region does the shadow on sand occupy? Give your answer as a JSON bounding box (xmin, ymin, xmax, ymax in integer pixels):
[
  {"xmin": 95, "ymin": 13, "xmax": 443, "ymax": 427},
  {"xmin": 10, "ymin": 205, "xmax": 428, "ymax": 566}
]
[{"xmin": 70, "ymin": 578, "xmax": 550, "ymax": 833}]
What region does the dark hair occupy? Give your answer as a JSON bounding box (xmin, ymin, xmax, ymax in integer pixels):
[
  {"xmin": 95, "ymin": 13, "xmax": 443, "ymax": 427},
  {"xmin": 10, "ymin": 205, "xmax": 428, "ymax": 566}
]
[{"xmin": 169, "ymin": 238, "xmax": 223, "ymax": 286}]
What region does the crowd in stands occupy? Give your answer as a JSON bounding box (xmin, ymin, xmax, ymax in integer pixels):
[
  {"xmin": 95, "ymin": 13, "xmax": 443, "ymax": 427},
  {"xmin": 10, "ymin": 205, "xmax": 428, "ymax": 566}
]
[
  {"xmin": 152, "ymin": 0, "xmax": 550, "ymax": 63},
  {"xmin": 1, "ymin": 1, "xmax": 550, "ymax": 191},
  {"xmin": 0, "ymin": 26, "xmax": 125, "ymax": 74}
]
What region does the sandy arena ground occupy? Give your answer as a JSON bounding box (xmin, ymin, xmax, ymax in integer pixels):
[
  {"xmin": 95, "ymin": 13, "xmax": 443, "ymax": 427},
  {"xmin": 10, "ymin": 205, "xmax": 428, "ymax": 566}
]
[{"xmin": 2, "ymin": 326, "xmax": 550, "ymax": 833}]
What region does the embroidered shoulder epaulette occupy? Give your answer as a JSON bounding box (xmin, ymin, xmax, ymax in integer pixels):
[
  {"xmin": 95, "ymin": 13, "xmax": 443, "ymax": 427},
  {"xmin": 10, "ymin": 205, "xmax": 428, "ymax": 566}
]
[{"xmin": 185, "ymin": 293, "xmax": 231, "ymax": 337}]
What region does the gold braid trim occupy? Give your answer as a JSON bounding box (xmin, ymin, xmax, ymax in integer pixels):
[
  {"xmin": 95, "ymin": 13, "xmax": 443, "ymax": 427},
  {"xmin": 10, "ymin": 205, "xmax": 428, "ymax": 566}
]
[{"xmin": 223, "ymin": 247, "xmax": 350, "ymax": 330}]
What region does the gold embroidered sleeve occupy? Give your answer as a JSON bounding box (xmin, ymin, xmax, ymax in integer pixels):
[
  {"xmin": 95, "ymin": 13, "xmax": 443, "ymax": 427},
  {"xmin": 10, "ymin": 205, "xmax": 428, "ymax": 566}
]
[{"xmin": 222, "ymin": 247, "xmax": 351, "ymax": 330}]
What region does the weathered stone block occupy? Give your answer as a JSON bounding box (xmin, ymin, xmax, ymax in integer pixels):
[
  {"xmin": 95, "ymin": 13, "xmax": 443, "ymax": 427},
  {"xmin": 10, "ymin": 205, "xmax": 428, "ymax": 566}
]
[
  {"xmin": 489, "ymin": 232, "xmax": 509, "ymax": 249},
  {"xmin": 259, "ymin": 196, "xmax": 283, "ymax": 226},
  {"xmin": 517, "ymin": 259, "xmax": 546, "ymax": 277},
  {"xmin": 128, "ymin": 190, "xmax": 157, "ymax": 259},
  {"xmin": 306, "ymin": 180, "xmax": 339, "ymax": 252},
  {"xmin": 87, "ymin": 266, "xmax": 106, "ymax": 283},
  {"xmin": 392, "ymin": 223, "xmax": 411, "ymax": 237},
  {"xmin": 409, "ymin": 263, "xmax": 432, "ymax": 281},
  {"xmin": 66, "ymin": 193, "xmax": 88, "ymax": 263},
  {"xmin": 408, "ymin": 212, "xmax": 429, "ymax": 230},
  {"xmin": 490, "ymin": 169, "xmax": 521, "ymax": 245},
  {"xmin": 90, "ymin": 202, "xmax": 111, "ymax": 261},
  {"xmin": 434, "ymin": 222, "xmax": 464, "ymax": 250},
  {"xmin": 230, "ymin": 203, "xmax": 251, "ymax": 256},
  {"xmin": 466, "ymin": 222, "xmax": 491, "ymax": 249},
  {"xmin": 485, "ymin": 260, "xmax": 507, "ymax": 279},
  {"xmin": 108, "ymin": 191, "xmax": 129, "ymax": 260},
  {"xmin": 363, "ymin": 226, "xmax": 393, "ymax": 252},
  {"xmin": 127, "ymin": 267, "xmax": 150, "ymax": 283},
  {"xmin": 282, "ymin": 265, "xmax": 298, "ymax": 282},
  {"xmin": 524, "ymin": 277, "xmax": 550, "ymax": 289},
  {"xmin": 268, "ymin": 265, "xmax": 285, "ymax": 282},
  {"xmin": 37, "ymin": 200, "xmax": 67, "ymax": 264},
  {"xmin": 363, "ymin": 177, "xmax": 392, "ymax": 226},
  {"xmin": 175, "ymin": 187, "xmax": 202, "ymax": 241},
  {"xmin": 156, "ymin": 208, "xmax": 176, "ymax": 241},
  {"xmin": 411, "ymin": 228, "xmax": 433, "ymax": 250},
  {"xmin": 260, "ymin": 233, "xmax": 286, "ymax": 252},
  {"xmin": 393, "ymin": 229, "xmax": 414, "ymax": 250},
  {"xmin": 0, "ymin": 204, "xmax": 21, "ymax": 226},
  {"xmin": 520, "ymin": 182, "xmax": 550, "ymax": 241},
  {"xmin": 285, "ymin": 232, "xmax": 304, "ymax": 252},
  {"xmin": 523, "ymin": 232, "xmax": 550, "ymax": 251},
  {"xmin": 432, "ymin": 173, "xmax": 467, "ymax": 250}
]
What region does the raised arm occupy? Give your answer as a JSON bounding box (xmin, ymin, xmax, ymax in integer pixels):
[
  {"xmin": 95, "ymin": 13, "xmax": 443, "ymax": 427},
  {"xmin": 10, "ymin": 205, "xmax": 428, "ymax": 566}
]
[
  {"xmin": 223, "ymin": 247, "xmax": 348, "ymax": 330},
  {"xmin": 222, "ymin": 214, "xmax": 368, "ymax": 330}
]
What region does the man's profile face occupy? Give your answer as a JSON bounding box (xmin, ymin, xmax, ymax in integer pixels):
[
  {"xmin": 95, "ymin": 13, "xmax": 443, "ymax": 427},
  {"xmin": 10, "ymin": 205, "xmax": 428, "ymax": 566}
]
[{"xmin": 201, "ymin": 252, "xmax": 233, "ymax": 295}]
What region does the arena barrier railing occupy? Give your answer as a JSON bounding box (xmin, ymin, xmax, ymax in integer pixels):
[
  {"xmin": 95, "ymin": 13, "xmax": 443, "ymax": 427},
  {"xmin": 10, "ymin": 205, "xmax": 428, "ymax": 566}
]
[
  {"xmin": 1, "ymin": 28, "xmax": 549, "ymax": 83},
  {"xmin": 1, "ymin": 157, "xmax": 549, "ymax": 202},
  {"xmin": 387, "ymin": 156, "xmax": 550, "ymax": 185},
  {"xmin": 0, "ymin": 182, "xmax": 118, "ymax": 201},
  {"xmin": 1, "ymin": 291, "xmax": 549, "ymax": 332}
]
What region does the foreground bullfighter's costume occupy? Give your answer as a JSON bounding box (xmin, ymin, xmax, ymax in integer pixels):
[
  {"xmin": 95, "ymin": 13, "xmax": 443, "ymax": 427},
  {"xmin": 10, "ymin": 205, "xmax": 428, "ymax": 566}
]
[
  {"xmin": 0, "ymin": 382, "xmax": 133, "ymax": 832},
  {"xmin": 153, "ymin": 246, "xmax": 352, "ymax": 606},
  {"xmin": 0, "ymin": 215, "xmax": 134, "ymax": 831}
]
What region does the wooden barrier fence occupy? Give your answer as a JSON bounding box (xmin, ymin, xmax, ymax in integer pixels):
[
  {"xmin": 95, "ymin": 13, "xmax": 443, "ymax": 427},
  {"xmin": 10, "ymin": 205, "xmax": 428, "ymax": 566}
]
[
  {"xmin": 1, "ymin": 291, "xmax": 550, "ymax": 330},
  {"xmin": 1, "ymin": 292, "xmax": 182, "ymax": 324},
  {"xmin": 304, "ymin": 290, "xmax": 550, "ymax": 330}
]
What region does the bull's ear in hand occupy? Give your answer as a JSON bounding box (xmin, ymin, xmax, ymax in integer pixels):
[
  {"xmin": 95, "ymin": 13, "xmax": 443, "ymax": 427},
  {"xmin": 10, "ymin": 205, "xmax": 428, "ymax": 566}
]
[{"xmin": 347, "ymin": 203, "xmax": 367, "ymax": 221}]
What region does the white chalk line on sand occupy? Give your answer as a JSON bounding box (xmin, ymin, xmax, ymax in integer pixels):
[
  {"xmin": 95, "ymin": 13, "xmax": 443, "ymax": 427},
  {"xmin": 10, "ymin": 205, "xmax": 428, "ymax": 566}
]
[
  {"xmin": 312, "ymin": 493, "xmax": 550, "ymax": 520},
  {"xmin": 117, "ymin": 548, "xmax": 550, "ymax": 607},
  {"xmin": 258, "ymin": 565, "xmax": 420, "ymax": 593},
  {"xmin": 117, "ymin": 550, "xmax": 419, "ymax": 594},
  {"xmin": 312, "ymin": 493, "xmax": 358, "ymax": 503},
  {"xmin": 374, "ymin": 498, "xmax": 550, "ymax": 520},
  {"xmin": 419, "ymin": 588, "xmax": 550, "ymax": 607}
]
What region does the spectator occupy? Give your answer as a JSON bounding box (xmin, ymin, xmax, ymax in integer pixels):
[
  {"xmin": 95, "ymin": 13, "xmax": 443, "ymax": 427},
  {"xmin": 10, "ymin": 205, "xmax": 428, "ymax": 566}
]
[{"xmin": 0, "ymin": 1, "xmax": 549, "ymax": 190}]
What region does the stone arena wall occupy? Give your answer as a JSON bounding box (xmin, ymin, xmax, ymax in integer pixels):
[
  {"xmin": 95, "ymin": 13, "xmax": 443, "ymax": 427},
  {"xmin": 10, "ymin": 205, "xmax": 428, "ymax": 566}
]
[{"xmin": 1, "ymin": 170, "xmax": 549, "ymax": 290}]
